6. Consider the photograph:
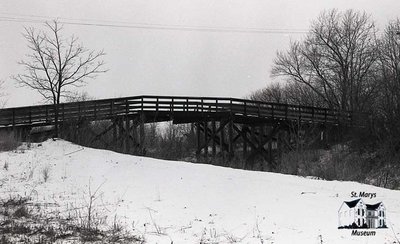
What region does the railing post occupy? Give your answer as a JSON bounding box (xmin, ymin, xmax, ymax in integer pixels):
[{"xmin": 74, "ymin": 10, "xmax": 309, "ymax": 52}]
[
  {"xmin": 156, "ymin": 98, "xmax": 159, "ymax": 112},
  {"xmin": 244, "ymin": 101, "xmax": 247, "ymax": 116}
]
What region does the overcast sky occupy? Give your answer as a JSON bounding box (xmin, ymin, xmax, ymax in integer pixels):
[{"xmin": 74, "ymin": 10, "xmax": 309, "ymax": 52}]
[{"xmin": 1, "ymin": 0, "xmax": 400, "ymax": 107}]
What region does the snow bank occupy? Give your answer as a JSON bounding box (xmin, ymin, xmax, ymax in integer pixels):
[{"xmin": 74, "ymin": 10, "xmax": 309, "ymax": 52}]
[{"xmin": 1, "ymin": 139, "xmax": 399, "ymax": 243}]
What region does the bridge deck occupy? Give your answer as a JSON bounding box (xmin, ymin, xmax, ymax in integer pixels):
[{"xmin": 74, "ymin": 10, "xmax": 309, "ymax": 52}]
[{"xmin": 0, "ymin": 95, "xmax": 362, "ymax": 128}]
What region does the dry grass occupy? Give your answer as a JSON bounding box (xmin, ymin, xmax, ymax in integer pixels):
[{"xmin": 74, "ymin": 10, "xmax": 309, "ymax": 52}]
[
  {"xmin": 0, "ymin": 193, "xmax": 144, "ymax": 243},
  {"xmin": 0, "ymin": 131, "xmax": 21, "ymax": 152}
]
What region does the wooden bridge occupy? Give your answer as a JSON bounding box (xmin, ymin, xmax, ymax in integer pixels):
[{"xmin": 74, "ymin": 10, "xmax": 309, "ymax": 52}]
[{"xmin": 0, "ymin": 95, "xmax": 365, "ymax": 169}]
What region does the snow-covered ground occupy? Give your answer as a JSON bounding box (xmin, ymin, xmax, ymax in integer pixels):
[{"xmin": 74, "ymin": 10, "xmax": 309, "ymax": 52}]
[{"xmin": 1, "ymin": 139, "xmax": 400, "ymax": 243}]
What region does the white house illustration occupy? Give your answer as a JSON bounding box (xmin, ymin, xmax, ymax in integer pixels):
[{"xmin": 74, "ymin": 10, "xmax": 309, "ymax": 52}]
[
  {"xmin": 366, "ymin": 202, "xmax": 386, "ymax": 228},
  {"xmin": 338, "ymin": 198, "xmax": 386, "ymax": 229}
]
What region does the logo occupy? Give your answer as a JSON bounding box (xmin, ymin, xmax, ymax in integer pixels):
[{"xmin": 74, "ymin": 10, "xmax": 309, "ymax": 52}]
[{"xmin": 338, "ymin": 196, "xmax": 387, "ymax": 236}]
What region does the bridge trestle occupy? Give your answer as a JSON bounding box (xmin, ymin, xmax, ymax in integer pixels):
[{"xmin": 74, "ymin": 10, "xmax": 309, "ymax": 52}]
[
  {"xmin": 0, "ymin": 95, "xmax": 357, "ymax": 171},
  {"xmin": 195, "ymin": 118, "xmax": 282, "ymax": 171}
]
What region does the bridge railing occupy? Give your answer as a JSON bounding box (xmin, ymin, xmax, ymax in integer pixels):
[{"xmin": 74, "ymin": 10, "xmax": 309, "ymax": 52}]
[
  {"xmin": 135, "ymin": 96, "xmax": 353, "ymax": 124},
  {"xmin": 0, "ymin": 95, "xmax": 359, "ymax": 127}
]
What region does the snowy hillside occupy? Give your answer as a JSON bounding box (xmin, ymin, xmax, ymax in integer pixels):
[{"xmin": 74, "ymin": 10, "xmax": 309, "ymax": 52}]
[{"xmin": 1, "ymin": 140, "xmax": 400, "ymax": 243}]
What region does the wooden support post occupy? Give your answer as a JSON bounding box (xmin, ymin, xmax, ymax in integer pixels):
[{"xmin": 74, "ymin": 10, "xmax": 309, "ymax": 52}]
[
  {"xmin": 276, "ymin": 130, "xmax": 282, "ymax": 168},
  {"xmin": 259, "ymin": 125, "xmax": 264, "ymax": 171},
  {"xmin": 228, "ymin": 119, "xmax": 234, "ymax": 159},
  {"xmin": 139, "ymin": 113, "xmax": 145, "ymax": 155},
  {"xmin": 250, "ymin": 126, "xmax": 256, "ymax": 156},
  {"xmin": 125, "ymin": 117, "xmax": 130, "ymax": 154},
  {"xmin": 113, "ymin": 120, "xmax": 118, "ymax": 150},
  {"xmin": 13, "ymin": 127, "xmax": 20, "ymax": 142},
  {"xmin": 268, "ymin": 138, "xmax": 273, "ymax": 169},
  {"xmin": 196, "ymin": 122, "xmax": 201, "ymax": 157},
  {"xmin": 243, "ymin": 125, "xmax": 247, "ymax": 159},
  {"xmin": 113, "ymin": 119, "xmax": 117, "ymax": 151},
  {"xmin": 132, "ymin": 120, "xmax": 138, "ymax": 154},
  {"xmin": 204, "ymin": 121, "xmax": 208, "ymax": 158},
  {"xmin": 220, "ymin": 121, "xmax": 225, "ymax": 161},
  {"xmin": 119, "ymin": 119, "xmax": 124, "ymax": 152},
  {"xmin": 323, "ymin": 126, "xmax": 328, "ymax": 146},
  {"xmin": 212, "ymin": 120, "xmax": 216, "ymax": 158},
  {"xmin": 258, "ymin": 125, "xmax": 264, "ymax": 148}
]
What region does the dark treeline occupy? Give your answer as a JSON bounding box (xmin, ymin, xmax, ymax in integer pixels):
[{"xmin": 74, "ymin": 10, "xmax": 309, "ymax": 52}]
[
  {"xmin": 249, "ymin": 9, "xmax": 400, "ymax": 188},
  {"xmin": 253, "ymin": 10, "xmax": 400, "ymax": 148}
]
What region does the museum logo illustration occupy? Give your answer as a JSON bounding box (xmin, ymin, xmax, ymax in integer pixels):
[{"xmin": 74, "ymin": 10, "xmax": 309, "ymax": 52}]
[{"xmin": 338, "ymin": 192, "xmax": 387, "ymax": 236}]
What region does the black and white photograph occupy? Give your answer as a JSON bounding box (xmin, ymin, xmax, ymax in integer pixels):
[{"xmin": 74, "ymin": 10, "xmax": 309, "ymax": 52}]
[{"xmin": 1, "ymin": 1, "xmax": 400, "ymax": 243}]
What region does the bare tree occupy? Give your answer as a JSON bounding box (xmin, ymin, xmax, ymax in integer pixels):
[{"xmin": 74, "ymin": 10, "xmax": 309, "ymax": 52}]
[
  {"xmin": 272, "ymin": 9, "xmax": 379, "ymax": 112},
  {"xmin": 284, "ymin": 82, "xmax": 326, "ymax": 107},
  {"xmin": 14, "ymin": 20, "xmax": 106, "ymax": 136},
  {"xmin": 249, "ymin": 82, "xmax": 288, "ymax": 103},
  {"xmin": 249, "ymin": 81, "xmax": 325, "ymax": 107},
  {"xmin": 375, "ymin": 19, "xmax": 400, "ymax": 152}
]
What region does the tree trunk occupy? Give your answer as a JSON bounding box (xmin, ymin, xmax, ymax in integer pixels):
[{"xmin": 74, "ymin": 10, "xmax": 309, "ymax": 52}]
[
  {"xmin": 54, "ymin": 91, "xmax": 61, "ymax": 138},
  {"xmin": 54, "ymin": 103, "xmax": 59, "ymax": 138}
]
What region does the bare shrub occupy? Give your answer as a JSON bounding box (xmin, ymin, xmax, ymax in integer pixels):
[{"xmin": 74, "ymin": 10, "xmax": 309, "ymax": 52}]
[
  {"xmin": 148, "ymin": 209, "xmax": 165, "ymax": 235},
  {"xmin": 109, "ymin": 214, "xmax": 123, "ymax": 236},
  {"xmin": 13, "ymin": 206, "xmax": 30, "ymax": 218},
  {"xmin": 85, "ymin": 181, "xmax": 106, "ymax": 231},
  {"xmin": 200, "ymin": 227, "xmax": 219, "ymax": 243},
  {"xmin": 2, "ymin": 195, "xmax": 29, "ymax": 208},
  {"xmin": 3, "ymin": 161, "xmax": 8, "ymax": 171},
  {"xmin": 0, "ymin": 131, "xmax": 21, "ymax": 151},
  {"xmin": 26, "ymin": 165, "xmax": 36, "ymax": 181},
  {"xmin": 41, "ymin": 165, "xmax": 51, "ymax": 182},
  {"xmin": 0, "ymin": 193, "xmax": 143, "ymax": 243},
  {"xmin": 70, "ymin": 180, "xmax": 108, "ymax": 242},
  {"xmin": 279, "ymin": 149, "xmax": 323, "ymax": 176},
  {"xmin": 0, "ymin": 235, "xmax": 13, "ymax": 244},
  {"xmin": 224, "ymin": 232, "xmax": 246, "ymax": 243},
  {"xmin": 279, "ymin": 145, "xmax": 381, "ymax": 183}
]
